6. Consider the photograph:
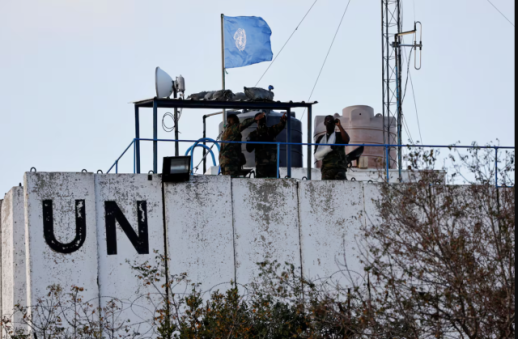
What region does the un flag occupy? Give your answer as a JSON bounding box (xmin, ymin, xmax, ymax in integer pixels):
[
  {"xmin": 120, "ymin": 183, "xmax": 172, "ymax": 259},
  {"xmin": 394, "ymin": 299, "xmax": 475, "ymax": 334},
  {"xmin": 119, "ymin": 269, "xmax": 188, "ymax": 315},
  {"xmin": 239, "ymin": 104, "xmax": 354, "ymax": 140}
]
[{"xmin": 224, "ymin": 16, "xmax": 273, "ymax": 69}]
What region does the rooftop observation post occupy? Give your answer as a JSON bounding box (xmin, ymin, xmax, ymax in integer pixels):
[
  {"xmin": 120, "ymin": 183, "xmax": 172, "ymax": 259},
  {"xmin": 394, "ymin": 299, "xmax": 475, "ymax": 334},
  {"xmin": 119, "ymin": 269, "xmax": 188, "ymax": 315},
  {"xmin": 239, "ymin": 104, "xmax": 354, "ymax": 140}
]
[{"xmin": 132, "ymin": 97, "xmax": 317, "ymax": 179}]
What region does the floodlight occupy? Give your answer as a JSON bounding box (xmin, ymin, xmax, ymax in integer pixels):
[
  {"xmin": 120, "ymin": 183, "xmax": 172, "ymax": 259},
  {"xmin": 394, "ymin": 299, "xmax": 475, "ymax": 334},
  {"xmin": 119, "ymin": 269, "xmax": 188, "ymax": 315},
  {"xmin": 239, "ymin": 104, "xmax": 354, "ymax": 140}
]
[
  {"xmin": 155, "ymin": 67, "xmax": 174, "ymax": 98},
  {"xmin": 162, "ymin": 156, "xmax": 191, "ymax": 183}
]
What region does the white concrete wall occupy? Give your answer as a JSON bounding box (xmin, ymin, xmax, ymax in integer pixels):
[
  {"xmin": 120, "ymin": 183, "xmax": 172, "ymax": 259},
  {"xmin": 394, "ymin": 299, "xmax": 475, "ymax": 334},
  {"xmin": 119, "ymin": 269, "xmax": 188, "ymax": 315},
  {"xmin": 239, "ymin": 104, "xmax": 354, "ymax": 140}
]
[
  {"xmin": 362, "ymin": 183, "xmax": 382, "ymax": 228},
  {"xmin": 204, "ymin": 166, "xmax": 322, "ymax": 180},
  {"xmin": 1, "ymin": 187, "xmax": 26, "ymax": 328},
  {"xmin": 0, "ymin": 197, "xmax": 2, "ymax": 334},
  {"xmin": 1, "ymin": 191, "xmax": 14, "ymax": 319},
  {"xmin": 299, "ymin": 181, "xmax": 366, "ymax": 287},
  {"xmin": 165, "ymin": 176, "xmax": 235, "ymax": 295},
  {"xmin": 1, "ymin": 173, "xmax": 390, "ymax": 337},
  {"xmin": 24, "ymin": 173, "xmax": 99, "ymax": 313},
  {"xmin": 232, "ymin": 179, "xmax": 301, "ymax": 285},
  {"xmin": 95, "ymin": 174, "xmax": 165, "ymax": 337}
]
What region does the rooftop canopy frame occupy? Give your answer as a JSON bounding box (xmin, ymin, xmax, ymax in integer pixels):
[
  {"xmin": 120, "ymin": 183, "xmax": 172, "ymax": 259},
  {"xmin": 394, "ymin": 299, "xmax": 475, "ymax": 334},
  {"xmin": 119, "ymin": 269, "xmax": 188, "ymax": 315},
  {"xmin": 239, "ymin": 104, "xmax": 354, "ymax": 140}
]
[{"xmin": 133, "ymin": 98, "xmax": 317, "ymax": 179}]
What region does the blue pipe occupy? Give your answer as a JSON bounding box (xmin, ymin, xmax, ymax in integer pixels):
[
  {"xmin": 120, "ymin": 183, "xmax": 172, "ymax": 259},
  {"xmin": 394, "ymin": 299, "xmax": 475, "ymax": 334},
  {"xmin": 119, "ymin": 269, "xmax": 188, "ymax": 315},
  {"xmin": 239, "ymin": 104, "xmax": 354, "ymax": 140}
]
[
  {"xmin": 185, "ymin": 144, "xmax": 217, "ymax": 161},
  {"xmin": 193, "ymin": 138, "xmax": 221, "ymax": 152},
  {"xmin": 187, "ymin": 138, "xmax": 221, "ymax": 174},
  {"xmin": 185, "ymin": 144, "xmax": 217, "ymax": 174}
]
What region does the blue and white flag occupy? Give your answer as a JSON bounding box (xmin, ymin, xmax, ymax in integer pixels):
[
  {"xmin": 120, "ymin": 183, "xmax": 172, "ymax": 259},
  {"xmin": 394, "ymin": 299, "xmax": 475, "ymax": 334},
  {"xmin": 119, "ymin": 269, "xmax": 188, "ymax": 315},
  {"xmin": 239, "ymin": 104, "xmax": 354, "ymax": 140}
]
[{"xmin": 223, "ymin": 16, "xmax": 273, "ymax": 69}]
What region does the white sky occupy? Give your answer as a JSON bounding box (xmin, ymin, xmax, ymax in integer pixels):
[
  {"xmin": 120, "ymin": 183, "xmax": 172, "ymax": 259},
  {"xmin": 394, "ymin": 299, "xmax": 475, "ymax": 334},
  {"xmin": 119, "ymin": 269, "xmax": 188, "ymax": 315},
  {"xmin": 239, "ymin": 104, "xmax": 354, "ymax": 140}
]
[{"xmin": 0, "ymin": 0, "xmax": 515, "ymax": 194}]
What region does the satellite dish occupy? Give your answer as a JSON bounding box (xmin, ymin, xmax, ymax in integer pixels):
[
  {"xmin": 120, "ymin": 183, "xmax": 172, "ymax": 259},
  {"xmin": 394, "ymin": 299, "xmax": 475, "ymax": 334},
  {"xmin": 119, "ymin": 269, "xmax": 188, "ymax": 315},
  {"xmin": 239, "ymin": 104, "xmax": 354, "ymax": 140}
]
[{"xmin": 155, "ymin": 67, "xmax": 174, "ymax": 98}]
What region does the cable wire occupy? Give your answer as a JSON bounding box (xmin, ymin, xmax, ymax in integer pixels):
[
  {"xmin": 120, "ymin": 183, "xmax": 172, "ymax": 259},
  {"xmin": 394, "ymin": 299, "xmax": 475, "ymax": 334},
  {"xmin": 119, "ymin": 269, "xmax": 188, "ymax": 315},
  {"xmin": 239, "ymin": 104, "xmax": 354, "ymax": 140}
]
[
  {"xmin": 408, "ymin": 70, "xmax": 423, "ymax": 143},
  {"xmin": 301, "ymin": 0, "xmax": 353, "ymax": 120},
  {"xmin": 401, "ymin": 35, "xmax": 424, "ymax": 143},
  {"xmin": 255, "ymin": 0, "xmax": 319, "ymax": 87},
  {"xmin": 485, "ymin": 0, "xmax": 515, "ymax": 27},
  {"xmin": 162, "ymin": 110, "xmax": 182, "ymax": 133},
  {"xmin": 401, "ymin": 47, "xmax": 413, "ymax": 103},
  {"xmin": 403, "ymin": 117, "xmax": 414, "ymax": 144}
]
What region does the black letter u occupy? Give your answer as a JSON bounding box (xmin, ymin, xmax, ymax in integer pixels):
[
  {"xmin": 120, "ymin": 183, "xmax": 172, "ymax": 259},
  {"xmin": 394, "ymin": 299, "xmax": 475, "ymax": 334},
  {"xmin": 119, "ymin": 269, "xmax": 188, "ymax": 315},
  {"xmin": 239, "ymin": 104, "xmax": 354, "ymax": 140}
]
[{"xmin": 43, "ymin": 200, "xmax": 87, "ymax": 254}]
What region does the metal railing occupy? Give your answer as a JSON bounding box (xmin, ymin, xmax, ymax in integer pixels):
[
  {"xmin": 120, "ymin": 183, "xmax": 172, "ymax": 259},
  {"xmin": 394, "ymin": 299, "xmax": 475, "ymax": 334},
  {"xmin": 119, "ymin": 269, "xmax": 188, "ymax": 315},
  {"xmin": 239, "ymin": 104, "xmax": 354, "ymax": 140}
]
[{"xmin": 107, "ymin": 138, "xmax": 515, "ymax": 188}]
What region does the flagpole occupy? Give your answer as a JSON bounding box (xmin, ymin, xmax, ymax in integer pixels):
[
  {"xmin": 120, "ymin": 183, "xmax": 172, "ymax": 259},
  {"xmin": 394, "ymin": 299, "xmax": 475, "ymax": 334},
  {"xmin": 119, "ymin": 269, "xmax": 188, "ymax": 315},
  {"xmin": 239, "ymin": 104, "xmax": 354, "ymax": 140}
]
[{"xmin": 221, "ymin": 13, "xmax": 226, "ymax": 127}]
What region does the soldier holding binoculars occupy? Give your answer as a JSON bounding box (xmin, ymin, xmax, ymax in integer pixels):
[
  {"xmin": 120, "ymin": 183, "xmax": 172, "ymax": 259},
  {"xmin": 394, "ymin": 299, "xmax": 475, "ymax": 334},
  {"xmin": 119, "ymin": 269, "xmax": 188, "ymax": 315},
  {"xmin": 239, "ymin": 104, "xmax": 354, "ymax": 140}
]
[{"xmin": 314, "ymin": 115, "xmax": 351, "ymax": 180}]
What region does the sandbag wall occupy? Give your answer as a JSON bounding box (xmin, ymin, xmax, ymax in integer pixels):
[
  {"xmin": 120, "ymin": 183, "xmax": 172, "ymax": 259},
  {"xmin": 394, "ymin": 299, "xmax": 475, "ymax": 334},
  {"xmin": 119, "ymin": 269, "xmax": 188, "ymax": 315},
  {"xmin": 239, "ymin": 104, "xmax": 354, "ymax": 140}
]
[{"xmin": 0, "ymin": 173, "xmax": 381, "ymax": 336}]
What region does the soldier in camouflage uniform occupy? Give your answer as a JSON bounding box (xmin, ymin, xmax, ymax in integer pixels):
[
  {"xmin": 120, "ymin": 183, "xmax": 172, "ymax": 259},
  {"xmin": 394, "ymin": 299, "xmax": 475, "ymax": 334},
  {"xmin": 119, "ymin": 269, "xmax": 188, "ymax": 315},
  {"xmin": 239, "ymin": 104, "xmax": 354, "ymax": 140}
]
[
  {"xmin": 246, "ymin": 112, "xmax": 287, "ymax": 178},
  {"xmin": 220, "ymin": 113, "xmax": 265, "ymax": 178},
  {"xmin": 314, "ymin": 115, "xmax": 351, "ymax": 180}
]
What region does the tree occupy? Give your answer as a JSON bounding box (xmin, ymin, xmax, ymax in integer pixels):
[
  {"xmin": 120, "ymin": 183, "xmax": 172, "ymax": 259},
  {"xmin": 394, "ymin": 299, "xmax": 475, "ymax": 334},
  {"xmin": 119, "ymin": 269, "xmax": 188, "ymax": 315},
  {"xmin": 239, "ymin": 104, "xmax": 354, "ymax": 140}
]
[
  {"xmin": 1, "ymin": 285, "xmax": 134, "ymax": 339},
  {"xmin": 362, "ymin": 146, "xmax": 515, "ymax": 338}
]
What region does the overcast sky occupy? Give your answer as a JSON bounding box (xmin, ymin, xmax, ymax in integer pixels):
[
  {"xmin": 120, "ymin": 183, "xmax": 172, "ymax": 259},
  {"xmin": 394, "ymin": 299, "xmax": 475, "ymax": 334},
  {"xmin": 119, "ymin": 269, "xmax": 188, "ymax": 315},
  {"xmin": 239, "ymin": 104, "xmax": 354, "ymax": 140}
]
[{"xmin": 0, "ymin": 0, "xmax": 514, "ymax": 194}]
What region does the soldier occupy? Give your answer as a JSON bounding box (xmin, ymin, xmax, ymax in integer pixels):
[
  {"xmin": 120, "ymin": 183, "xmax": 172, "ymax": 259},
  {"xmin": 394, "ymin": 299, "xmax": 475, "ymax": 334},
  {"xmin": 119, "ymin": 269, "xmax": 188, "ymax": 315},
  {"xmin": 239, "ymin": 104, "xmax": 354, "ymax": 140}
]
[
  {"xmin": 220, "ymin": 113, "xmax": 265, "ymax": 177},
  {"xmin": 314, "ymin": 115, "xmax": 351, "ymax": 180},
  {"xmin": 246, "ymin": 112, "xmax": 287, "ymax": 178}
]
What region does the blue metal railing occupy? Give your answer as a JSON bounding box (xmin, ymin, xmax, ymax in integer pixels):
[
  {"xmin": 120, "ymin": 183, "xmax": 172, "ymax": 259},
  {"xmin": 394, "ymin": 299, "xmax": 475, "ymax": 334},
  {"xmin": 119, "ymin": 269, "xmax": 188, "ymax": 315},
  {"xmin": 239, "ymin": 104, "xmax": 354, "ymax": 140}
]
[
  {"xmin": 107, "ymin": 139, "xmax": 136, "ymax": 174},
  {"xmin": 107, "ymin": 138, "xmax": 515, "ymax": 188}
]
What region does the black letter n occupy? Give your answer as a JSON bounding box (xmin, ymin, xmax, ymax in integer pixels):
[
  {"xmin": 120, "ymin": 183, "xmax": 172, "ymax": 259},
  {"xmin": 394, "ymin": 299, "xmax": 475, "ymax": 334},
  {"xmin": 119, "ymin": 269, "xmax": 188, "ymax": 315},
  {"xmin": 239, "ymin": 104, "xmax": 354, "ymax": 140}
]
[{"xmin": 105, "ymin": 201, "xmax": 149, "ymax": 255}]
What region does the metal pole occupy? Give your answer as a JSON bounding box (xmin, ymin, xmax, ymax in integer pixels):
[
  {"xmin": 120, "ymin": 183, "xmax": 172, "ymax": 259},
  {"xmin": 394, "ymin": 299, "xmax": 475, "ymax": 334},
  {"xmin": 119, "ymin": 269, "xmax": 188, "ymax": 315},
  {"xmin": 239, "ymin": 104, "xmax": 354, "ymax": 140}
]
[
  {"xmin": 153, "ymin": 99, "xmax": 158, "ymax": 174},
  {"xmin": 221, "ymin": 14, "xmax": 226, "ymax": 127},
  {"xmin": 277, "ymin": 143, "xmax": 280, "ymax": 179},
  {"xmin": 394, "ymin": 35, "xmax": 403, "ymax": 182},
  {"xmin": 286, "ymin": 109, "xmax": 292, "ymax": 178},
  {"xmin": 307, "ymin": 105, "xmax": 312, "ymax": 180},
  {"xmin": 495, "ymin": 147, "xmax": 498, "ymax": 189},
  {"xmin": 203, "ymin": 116, "xmax": 207, "ymax": 174},
  {"xmin": 174, "ymin": 108, "xmax": 179, "ymax": 156},
  {"xmin": 384, "ymin": 0, "xmax": 391, "ymax": 169},
  {"xmin": 381, "ymin": 0, "xmax": 386, "ymax": 152},
  {"xmin": 385, "ymin": 145, "xmax": 390, "ymax": 183},
  {"xmin": 134, "ymin": 105, "xmax": 141, "ymax": 174},
  {"xmin": 173, "ymin": 82, "xmax": 179, "ymax": 156},
  {"xmin": 174, "ymin": 89, "xmax": 179, "ymax": 158},
  {"xmin": 397, "ymin": 0, "xmax": 403, "ymax": 181}
]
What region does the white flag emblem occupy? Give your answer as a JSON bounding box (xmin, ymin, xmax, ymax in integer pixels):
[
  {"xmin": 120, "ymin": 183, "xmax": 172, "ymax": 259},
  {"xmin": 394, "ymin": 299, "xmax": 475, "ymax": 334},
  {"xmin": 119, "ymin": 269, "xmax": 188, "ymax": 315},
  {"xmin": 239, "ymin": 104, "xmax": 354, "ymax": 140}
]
[{"xmin": 234, "ymin": 28, "xmax": 247, "ymax": 51}]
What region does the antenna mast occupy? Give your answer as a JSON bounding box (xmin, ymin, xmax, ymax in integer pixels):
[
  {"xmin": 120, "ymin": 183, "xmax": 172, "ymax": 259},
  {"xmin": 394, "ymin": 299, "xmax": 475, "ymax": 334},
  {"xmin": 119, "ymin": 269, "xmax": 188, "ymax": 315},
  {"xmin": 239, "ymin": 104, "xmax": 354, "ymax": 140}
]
[
  {"xmin": 381, "ymin": 0, "xmax": 401, "ymax": 178},
  {"xmin": 382, "ymin": 0, "xmax": 422, "ymax": 182}
]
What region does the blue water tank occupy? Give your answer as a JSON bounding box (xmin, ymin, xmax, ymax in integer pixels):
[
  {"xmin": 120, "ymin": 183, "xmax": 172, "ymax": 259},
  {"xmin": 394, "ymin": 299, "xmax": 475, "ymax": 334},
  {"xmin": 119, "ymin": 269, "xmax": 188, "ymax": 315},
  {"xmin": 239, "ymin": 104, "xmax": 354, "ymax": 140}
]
[{"xmin": 218, "ymin": 110, "xmax": 303, "ymax": 168}]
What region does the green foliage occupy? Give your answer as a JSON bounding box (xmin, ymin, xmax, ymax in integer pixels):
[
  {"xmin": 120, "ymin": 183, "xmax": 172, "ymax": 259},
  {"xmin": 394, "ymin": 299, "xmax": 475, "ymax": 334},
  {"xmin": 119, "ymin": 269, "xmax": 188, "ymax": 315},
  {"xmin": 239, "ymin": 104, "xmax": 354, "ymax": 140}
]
[{"xmin": 129, "ymin": 257, "xmax": 375, "ymax": 339}]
